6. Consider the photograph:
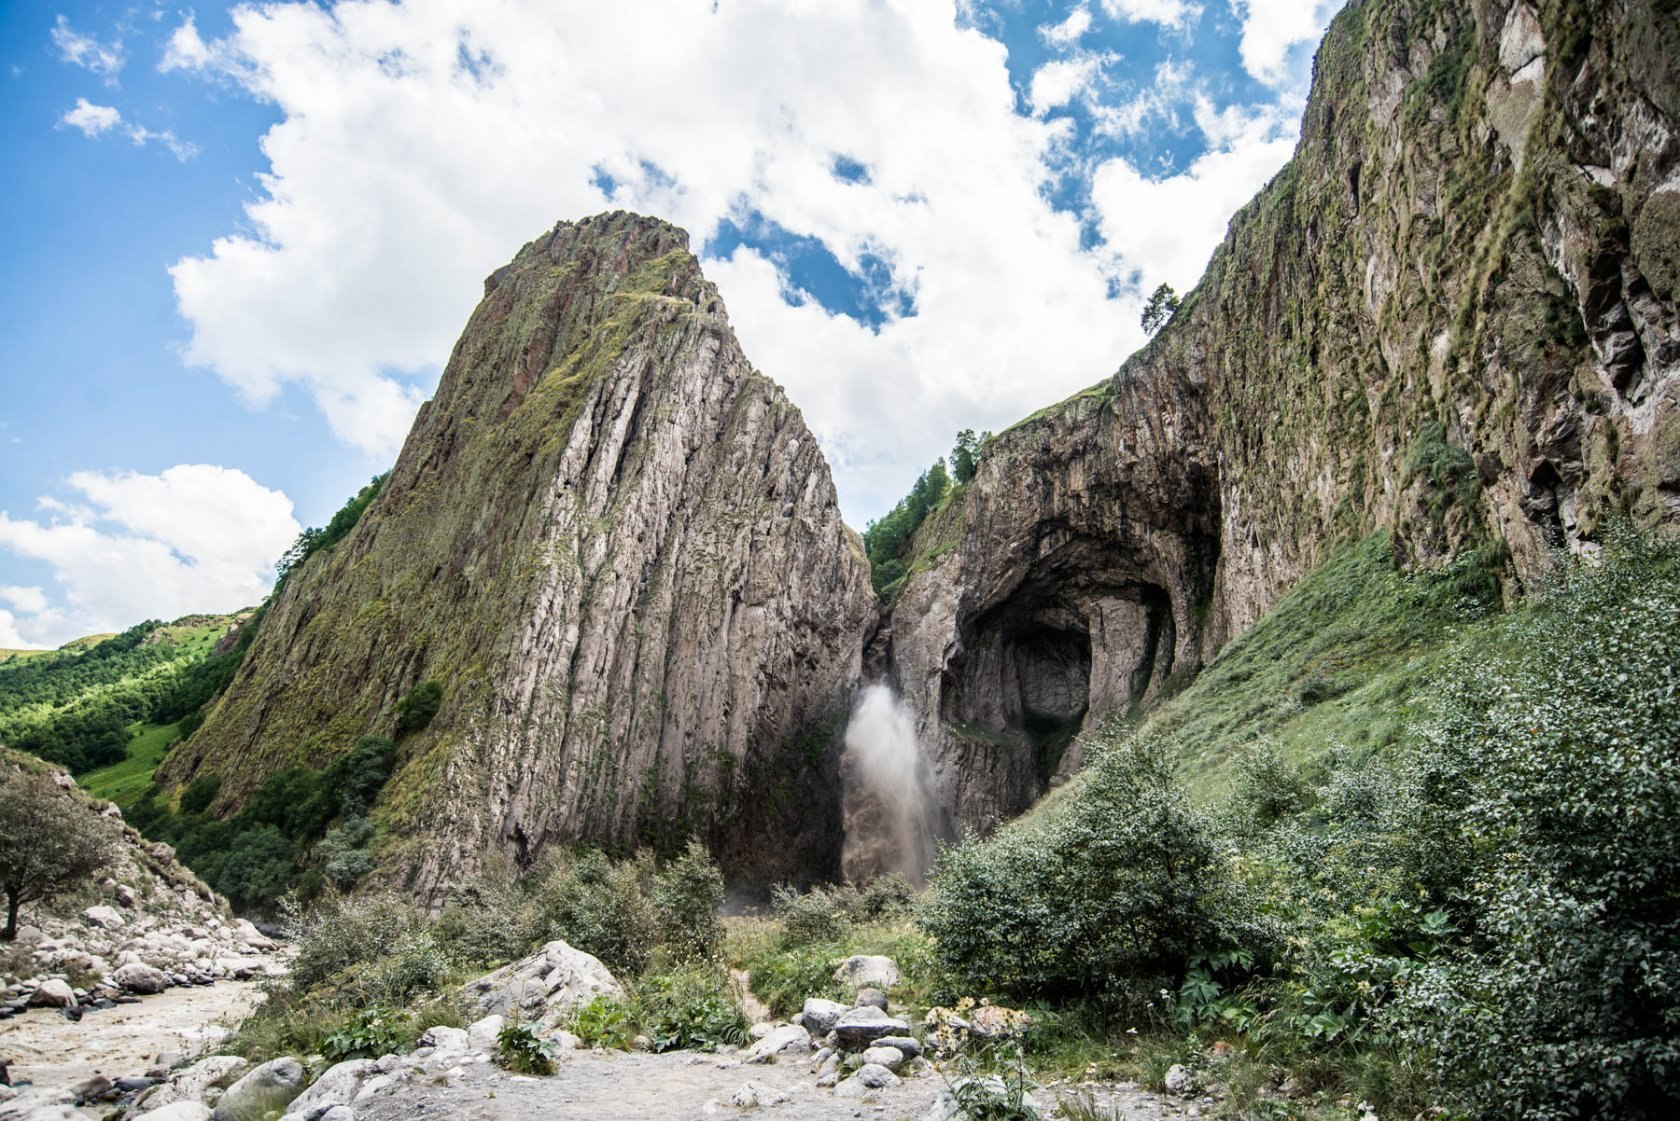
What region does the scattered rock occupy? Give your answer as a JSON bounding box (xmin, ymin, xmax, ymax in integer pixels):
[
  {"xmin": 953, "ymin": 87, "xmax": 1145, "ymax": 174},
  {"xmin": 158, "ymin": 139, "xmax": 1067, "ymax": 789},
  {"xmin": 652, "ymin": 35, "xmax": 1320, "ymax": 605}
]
[
  {"xmin": 1164, "ymin": 1064, "xmax": 1193, "ymax": 1095},
  {"xmin": 833, "ymin": 955, "xmax": 899, "ymax": 991},
  {"xmin": 799, "ymin": 998, "xmax": 848, "ymax": 1036},
  {"xmin": 283, "ymin": 1059, "xmax": 376, "ymax": 1118},
  {"xmin": 853, "ymin": 986, "xmax": 889, "ymax": 1011},
  {"xmin": 743, "ymin": 1023, "xmax": 811, "ymax": 1063},
  {"xmin": 144, "ymin": 1104, "xmax": 213, "ymax": 1121},
  {"xmin": 876, "ymin": 1035, "xmax": 922, "ymax": 1059},
  {"xmin": 84, "ymin": 904, "xmax": 126, "ymax": 929},
  {"xmin": 860, "ymin": 1044, "xmax": 907, "ymax": 1072},
  {"xmin": 114, "ymin": 962, "xmax": 172, "ymax": 995},
  {"xmin": 836, "ymin": 1062, "xmax": 900, "ymax": 1097},
  {"xmin": 114, "ymin": 884, "xmax": 139, "ymax": 908},
  {"xmin": 833, "ymin": 1006, "xmax": 909, "ymax": 1051},
  {"xmin": 29, "ymin": 979, "xmax": 77, "ymax": 1008},
  {"xmin": 461, "ymin": 940, "xmax": 622, "ymax": 1026},
  {"xmin": 729, "ymin": 1080, "xmax": 790, "ymax": 1108},
  {"xmin": 140, "ymin": 1054, "xmax": 250, "ymax": 1112},
  {"xmin": 466, "ymin": 1014, "xmax": 504, "ymax": 1051},
  {"xmin": 416, "ymin": 1026, "xmax": 470, "ymax": 1053},
  {"xmin": 211, "ymin": 1056, "xmax": 306, "ymax": 1121}
]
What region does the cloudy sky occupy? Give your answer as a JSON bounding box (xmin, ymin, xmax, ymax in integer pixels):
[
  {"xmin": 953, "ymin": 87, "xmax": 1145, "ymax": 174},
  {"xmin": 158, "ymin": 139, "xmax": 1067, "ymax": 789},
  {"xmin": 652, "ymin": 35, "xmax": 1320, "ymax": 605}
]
[{"xmin": 0, "ymin": 0, "xmax": 1341, "ymax": 648}]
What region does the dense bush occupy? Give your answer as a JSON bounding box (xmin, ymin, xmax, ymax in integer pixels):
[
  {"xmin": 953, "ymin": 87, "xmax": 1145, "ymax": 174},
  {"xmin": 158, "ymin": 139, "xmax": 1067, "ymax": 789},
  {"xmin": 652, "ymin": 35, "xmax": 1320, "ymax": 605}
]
[
  {"xmin": 529, "ymin": 849, "xmax": 659, "ymax": 976},
  {"xmin": 922, "ymin": 733, "xmax": 1264, "ymax": 1005},
  {"xmin": 394, "ymin": 679, "xmax": 444, "ymax": 737},
  {"xmin": 653, "ymin": 840, "xmax": 726, "ymax": 963},
  {"xmin": 630, "ymin": 966, "xmax": 749, "ymax": 1052},
  {"xmin": 1389, "ymin": 527, "xmax": 1680, "ymax": 1117}
]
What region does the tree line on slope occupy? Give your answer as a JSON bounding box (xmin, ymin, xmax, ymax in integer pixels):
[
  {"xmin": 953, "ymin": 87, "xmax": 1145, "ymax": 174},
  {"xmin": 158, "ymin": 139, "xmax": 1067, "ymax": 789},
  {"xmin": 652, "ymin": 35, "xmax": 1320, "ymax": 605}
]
[{"xmin": 862, "ymin": 429, "xmax": 987, "ymax": 596}]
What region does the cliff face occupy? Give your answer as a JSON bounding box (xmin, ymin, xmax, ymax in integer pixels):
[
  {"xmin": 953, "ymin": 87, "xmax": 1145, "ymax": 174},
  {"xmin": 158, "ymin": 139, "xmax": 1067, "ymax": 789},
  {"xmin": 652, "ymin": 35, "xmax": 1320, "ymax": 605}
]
[
  {"xmin": 165, "ymin": 214, "xmax": 875, "ymax": 896},
  {"xmin": 891, "ymin": 0, "xmax": 1680, "ymax": 833}
]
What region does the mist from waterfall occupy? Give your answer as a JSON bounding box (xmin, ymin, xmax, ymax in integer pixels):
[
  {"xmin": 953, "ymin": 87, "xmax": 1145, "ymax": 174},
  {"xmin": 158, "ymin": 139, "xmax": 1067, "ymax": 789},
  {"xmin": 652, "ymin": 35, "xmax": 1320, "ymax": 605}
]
[{"xmin": 840, "ymin": 684, "xmax": 939, "ymax": 886}]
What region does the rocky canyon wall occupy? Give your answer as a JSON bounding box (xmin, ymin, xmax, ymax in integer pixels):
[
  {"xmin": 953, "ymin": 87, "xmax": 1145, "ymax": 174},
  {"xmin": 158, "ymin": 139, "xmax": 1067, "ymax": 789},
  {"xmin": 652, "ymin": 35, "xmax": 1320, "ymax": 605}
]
[{"xmin": 890, "ymin": 0, "xmax": 1680, "ymax": 834}]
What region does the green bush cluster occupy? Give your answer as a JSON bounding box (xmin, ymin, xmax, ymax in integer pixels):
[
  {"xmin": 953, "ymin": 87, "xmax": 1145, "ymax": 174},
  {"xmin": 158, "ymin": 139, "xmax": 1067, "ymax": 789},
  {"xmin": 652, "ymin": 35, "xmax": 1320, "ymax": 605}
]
[
  {"xmin": 922, "ymin": 734, "xmax": 1268, "ymax": 1008},
  {"xmin": 922, "ymin": 526, "xmax": 1680, "ymax": 1119},
  {"xmin": 126, "ymin": 734, "xmax": 398, "ymax": 910}
]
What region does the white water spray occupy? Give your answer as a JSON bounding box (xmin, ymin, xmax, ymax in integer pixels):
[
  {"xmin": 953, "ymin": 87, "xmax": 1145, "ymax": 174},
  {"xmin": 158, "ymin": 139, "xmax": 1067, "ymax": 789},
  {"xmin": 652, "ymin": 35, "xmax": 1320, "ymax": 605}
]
[{"xmin": 839, "ymin": 684, "xmax": 939, "ymax": 886}]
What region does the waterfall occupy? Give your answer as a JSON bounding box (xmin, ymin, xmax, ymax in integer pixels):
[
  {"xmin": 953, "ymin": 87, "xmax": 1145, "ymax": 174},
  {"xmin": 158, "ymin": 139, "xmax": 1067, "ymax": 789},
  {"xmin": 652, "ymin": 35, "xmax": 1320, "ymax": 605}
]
[{"xmin": 839, "ymin": 684, "xmax": 939, "ymax": 886}]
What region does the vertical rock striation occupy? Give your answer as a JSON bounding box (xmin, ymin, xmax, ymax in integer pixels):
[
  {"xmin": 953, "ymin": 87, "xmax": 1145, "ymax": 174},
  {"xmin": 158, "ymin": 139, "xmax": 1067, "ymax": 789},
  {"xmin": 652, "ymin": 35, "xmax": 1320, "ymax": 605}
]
[
  {"xmin": 164, "ymin": 214, "xmax": 875, "ymax": 896},
  {"xmin": 890, "ymin": 0, "xmax": 1680, "ymax": 834}
]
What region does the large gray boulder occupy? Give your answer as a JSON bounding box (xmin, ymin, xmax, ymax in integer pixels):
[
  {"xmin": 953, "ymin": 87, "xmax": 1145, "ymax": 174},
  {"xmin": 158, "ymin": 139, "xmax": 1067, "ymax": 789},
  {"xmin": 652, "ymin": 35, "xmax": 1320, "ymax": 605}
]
[
  {"xmin": 743, "ymin": 1023, "xmax": 811, "ymax": 1063},
  {"xmin": 211, "ymin": 1057, "xmax": 306, "ymax": 1121},
  {"xmin": 29, "ymin": 979, "xmax": 76, "ymax": 1008},
  {"xmin": 281, "ymin": 1059, "xmax": 376, "ymax": 1118},
  {"xmin": 833, "ymin": 1006, "xmax": 910, "ymax": 1051},
  {"xmin": 142, "ymin": 1105, "xmax": 213, "ymax": 1121},
  {"xmin": 114, "ymin": 962, "xmax": 171, "ymax": 995},
  {"xmin": 136, "ymin": 1055, "xmax": 250, "ymax": 1113},
  {"xmin": 833, "ymin": 955, "xmax": 900, "ymax": 991},
  {"xmin": 799, "ymin": 998, "xmax": 848, "ymax": 1036},
  {"xmin": 461, "ymin": 940, "xmax": 622, "ymax": 1027}
]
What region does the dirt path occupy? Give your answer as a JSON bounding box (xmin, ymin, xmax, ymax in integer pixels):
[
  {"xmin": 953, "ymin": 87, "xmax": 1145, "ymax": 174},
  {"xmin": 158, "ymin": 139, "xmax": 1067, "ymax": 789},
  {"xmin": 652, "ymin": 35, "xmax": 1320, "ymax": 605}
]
[{"xmin": 0, "ymin": 981, "xmax": 264, "ymax": 1118}]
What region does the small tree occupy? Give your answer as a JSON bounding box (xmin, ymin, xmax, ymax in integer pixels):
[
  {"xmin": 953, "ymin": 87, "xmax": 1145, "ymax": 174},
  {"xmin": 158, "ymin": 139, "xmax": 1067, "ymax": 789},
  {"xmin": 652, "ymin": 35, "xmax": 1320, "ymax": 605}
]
[
  {"xmin": 0, "ymin": 769, "xmax": 116, "ymax": 940},
  {"xmin": 951, "ymin": 429, "xmax": 980, "ymax": 484},
  {"xmin": 1141, "ymin": 282, "xmax": 1181, "ymax": 334}
]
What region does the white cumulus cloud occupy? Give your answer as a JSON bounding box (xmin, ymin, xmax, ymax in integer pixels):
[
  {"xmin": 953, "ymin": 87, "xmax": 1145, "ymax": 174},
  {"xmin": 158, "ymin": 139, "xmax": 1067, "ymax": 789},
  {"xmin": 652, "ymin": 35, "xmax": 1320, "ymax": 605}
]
[
  {"xmin": 1230, "ymin": 0, "xmax": 1343, "ymax": 88},
  {"xmin": 59, "ymin": 98, "xmax": 122, "ymax": 137},
  {"xmin": 51, "ymin": 15, "xmax": 125, "ymax": 80},
  {"xmin": 1099, "ymin": 0, "xmax": 1202, "ymax": 29},
  {"xmin": 0, "ymin": 465, "xmax": 300, "ymax": 647},
  {"xmin": 1039, "ymin": 6, "xmax": 1093, "ymax": 47},
  {"xmin": 161, "ymin": 0, "xmax": 1327, "ymax": 519},
  {"xmin": 1090, "ymin": 96, "xmax": 1298, "ymax": 292}
]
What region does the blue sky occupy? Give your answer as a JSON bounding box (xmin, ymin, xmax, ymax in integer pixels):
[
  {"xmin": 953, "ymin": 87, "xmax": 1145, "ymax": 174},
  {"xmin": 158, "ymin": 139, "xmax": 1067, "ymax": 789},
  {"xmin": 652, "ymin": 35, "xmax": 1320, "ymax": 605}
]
[{"xmin": 0, "ymin": 0, "xmax": 1339, "ymax": 647}]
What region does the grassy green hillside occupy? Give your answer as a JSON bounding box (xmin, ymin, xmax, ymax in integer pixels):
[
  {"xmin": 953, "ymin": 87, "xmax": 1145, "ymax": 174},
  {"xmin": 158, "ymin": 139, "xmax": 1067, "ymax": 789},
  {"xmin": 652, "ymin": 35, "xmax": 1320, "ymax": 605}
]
[
  {"xmin": 0, "ymin": 615, "xmax": 236, "ymax": 773},
  {"xmin": 81, "ymin": 719, "xmax": 187, "ymax": 806},
  {"xmin": 1145, "ymin": 533, "xmax": 1510, "ymax": 799}
]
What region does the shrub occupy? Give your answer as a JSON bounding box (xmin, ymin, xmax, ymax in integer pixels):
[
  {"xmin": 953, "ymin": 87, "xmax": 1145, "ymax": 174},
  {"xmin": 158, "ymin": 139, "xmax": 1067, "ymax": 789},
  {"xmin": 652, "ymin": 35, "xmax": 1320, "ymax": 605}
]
[
  {"xmin": 322, "ymin": 1005, "xmax": 409, "ymax": 1061},
  {"xmin": 495, "ymin": 1021, "xmax": 557, "ymax": 1075},
  {"xmin": 631, "ymin": 966, "xmax": 748, "ymax": 1052},
  {"xmin": 921, "ymin": 733, "xmax": 1262, "ymax": 1005},
  {"xmin": 528, "ymin": 849, "xmax": 656, "ymax": 977},
  {"xmin": 771, "ymin": 883, "xmax": 850, "ymax": 948},
  {"xmin": 570, "ymin": 993, "xmax": 636, "ymax": 1049},
  {"xmin": 653, "ymin": 840, "xmax": 725, "ymax": 964},
  {"xmin": 1390, "ymin": 526, "xmax": 1680, "ymax": 1117},
  {"xmin": 395, "ymin": 680, "xmax": 444, "ymax": 738},
  {"xmin": 289, "ymin": 893, "xmax": 433, "ymax": 996},
  {"xmin": 432, "ymin": 863, "xmax": 533, "ymax": 967}
]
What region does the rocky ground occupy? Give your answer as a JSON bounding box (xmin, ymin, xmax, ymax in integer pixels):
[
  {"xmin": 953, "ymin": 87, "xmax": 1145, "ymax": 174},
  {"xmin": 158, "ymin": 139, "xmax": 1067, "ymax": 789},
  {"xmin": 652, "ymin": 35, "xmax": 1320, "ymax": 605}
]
[{"xmin": 0, "ymin": 943, "xmax": 1201, "ymax": 1121}]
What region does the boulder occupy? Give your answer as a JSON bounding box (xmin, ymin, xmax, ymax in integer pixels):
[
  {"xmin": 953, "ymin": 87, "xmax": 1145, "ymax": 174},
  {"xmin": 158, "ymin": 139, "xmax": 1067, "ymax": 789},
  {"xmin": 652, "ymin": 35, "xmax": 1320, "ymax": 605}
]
[
  {"xmin": 139, "ymin": 1055, "xmax": 250, "ymax": 1112},
  {"xmin": 836, "ymin": 1062, "xmax": 899, "ymax": 1097},
  {"xmin": 833, "ymin": 955, "xmax": 899, "ymax": 991},
  {"xmin": 466, "ymin": 1014, "xmax": 504, "ymax": 1051},
  {"xmin": 144, "ymin": 1105, "xmax": 213, "ymax": 1121},
  {"xmin": 743, "ymin": 1023, "xmax": 811, "ymax": 1063},
  {"xmin": 211, "ymin": 1057, "xmax": 306, "ymax": 1121},
  {"xmin": 1164, "ymin": 1063, "xmax": 1193, "ymax": 1095},
  {"xmin": 85, "ymin": 904, "xmax": 126, "ymax": 929},
  {"xmin": 416, "ymin": 1026, "xmax": 469, "ymax": 1053},
  {"xmin": 833, "ymin": 1006, "xmax": 909, "ymax": 1051},
  {"xmin": 282, "ymin": 1059, "xmax": 376, "ymax": 1118},
  {"xmin": 860, "ymin": 1044, "xmax": 907, "ymax": 1072},
  {"xmin": 729, "ymin": 1081, "xmax": 790, "ymax": 1109},
  {"xmin": 877, "ymin": 1035, "xmax": 922, "ymax": 1059},
  {"xmin": 799, "ymin": 998, "xmax": 848, "ymax": 1036},
  {"xmin": 854, "ymin": 987, "xmax": 889, "ymax": 1011},
  {"xmin": 115, "ymin": 962, "xmax": 172, "ymax": 995},
  {"xmin": 460, "ymin": 940, "xmax": 622, "ymax": 1026},
  {"xmin": 115, "ymin": 884, "xmax": 140, "ymax": 908},
  {"xmin": 29, "ymin": 979, "xmax": 77, "ymax": 1008}
]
